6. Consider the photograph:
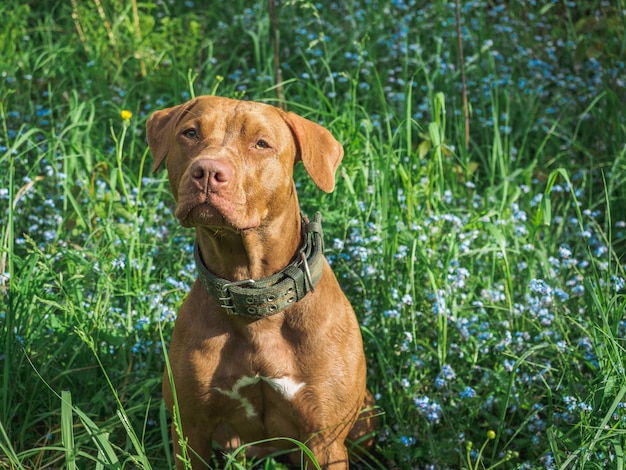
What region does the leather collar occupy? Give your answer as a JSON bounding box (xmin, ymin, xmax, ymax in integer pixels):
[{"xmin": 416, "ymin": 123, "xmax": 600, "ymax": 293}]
[{"xmin": 194, "ymin": 213, "xmax": 325, "ymax": 319}]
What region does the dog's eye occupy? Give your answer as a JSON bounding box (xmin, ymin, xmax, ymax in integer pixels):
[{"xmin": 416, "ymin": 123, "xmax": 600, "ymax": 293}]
[
  {"xmin": 254, "ymin": 140, "xmax": 270, "ymax": 150},
  {"xmin": 182, "ymin": 129, "xmax": 198, "ymax": 140}
]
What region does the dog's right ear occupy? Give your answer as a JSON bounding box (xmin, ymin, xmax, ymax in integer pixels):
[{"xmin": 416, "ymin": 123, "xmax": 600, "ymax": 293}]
[{"xmin": 146, "ymin": 103, "xmax": 186, "ymax": 173}]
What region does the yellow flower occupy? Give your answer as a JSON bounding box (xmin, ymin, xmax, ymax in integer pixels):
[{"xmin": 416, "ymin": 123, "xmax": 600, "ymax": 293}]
[
  {"xmin": 487, "ymin": 430, "xmax": 496, "ymax": 440},
  {"xmin": 121, "ymin": 109, "xmax": 132, "ymax": 121}
]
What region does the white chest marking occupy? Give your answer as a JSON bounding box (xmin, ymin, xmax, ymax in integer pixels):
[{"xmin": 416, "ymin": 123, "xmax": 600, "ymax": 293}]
[
  {"xmin": 264, "ymin": 376, "xmax": 306, "ymax": 400},
  {"xmin": 215, "ymin": 376, "xmax": 305, "ymax": 418}
]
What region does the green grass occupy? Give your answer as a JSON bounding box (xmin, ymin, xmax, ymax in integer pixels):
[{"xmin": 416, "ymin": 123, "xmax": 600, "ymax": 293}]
[{"xmin": 1, "ymin": 0, "xmax": 626, "ymax": 468}]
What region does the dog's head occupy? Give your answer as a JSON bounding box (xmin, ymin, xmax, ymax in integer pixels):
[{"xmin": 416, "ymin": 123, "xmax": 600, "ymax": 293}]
[{"xmin": 146, "ymin": 96, "xmax": 343, "ymax": 231}]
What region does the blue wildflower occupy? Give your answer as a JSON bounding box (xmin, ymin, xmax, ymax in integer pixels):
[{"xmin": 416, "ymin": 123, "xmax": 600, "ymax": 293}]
[{"xmin": 414, "ymin": 396, "xmax": 443, "ymax": 424}]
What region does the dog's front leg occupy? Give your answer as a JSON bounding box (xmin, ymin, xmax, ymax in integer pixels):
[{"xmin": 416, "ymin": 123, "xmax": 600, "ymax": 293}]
[
  {"xmin": 295, "ymin": 437, "xmax": 349, "ymax": 470},
  {"xmin": 172, "ymin": 420, "xmax": 216, "ymax": 470}
]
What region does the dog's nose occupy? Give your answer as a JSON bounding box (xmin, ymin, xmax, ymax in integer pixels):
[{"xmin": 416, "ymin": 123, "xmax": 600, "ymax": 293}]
[{"xmin": 190, "ymin": 159, "xmax": 233, "ymax": 191}]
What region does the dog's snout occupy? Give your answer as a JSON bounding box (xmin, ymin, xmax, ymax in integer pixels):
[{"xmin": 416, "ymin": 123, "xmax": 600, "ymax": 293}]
[{"xmin": 190, "ymin": 159, "xmax": 233, "ymax": 190}]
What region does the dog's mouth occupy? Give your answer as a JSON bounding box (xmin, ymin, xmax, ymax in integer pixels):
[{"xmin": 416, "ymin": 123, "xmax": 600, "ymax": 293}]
[
  {"xmin": 176, "ymin": 202, "xmax": 222, "ymax": 228},
  {"xmin": 175, "ymin": 199, "xmax": 260, "ymax": 232}
]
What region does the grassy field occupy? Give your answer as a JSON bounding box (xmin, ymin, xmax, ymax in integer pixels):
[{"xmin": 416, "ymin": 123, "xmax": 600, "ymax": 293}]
[{"xmin": 1, "ymin": 0, "xmax": 626, "ymax": 468}]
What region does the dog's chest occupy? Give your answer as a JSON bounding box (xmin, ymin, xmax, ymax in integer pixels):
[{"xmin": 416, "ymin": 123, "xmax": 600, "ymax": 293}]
[
  {"xmin": 185, "ymin": 308, "xmax": 313, "ymax": 430},
  {"xmin": 209, "ymin": 374, "xmax": 306, "ymax": 440},
  {"xmin": 214, "ymin": 375, "xmax": 305, "ymax": 419}
]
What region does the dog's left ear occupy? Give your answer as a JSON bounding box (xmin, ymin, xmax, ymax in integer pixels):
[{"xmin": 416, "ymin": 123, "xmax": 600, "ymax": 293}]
[
  {"xmin": 283, "ymin": 112, "xmax": 344, "ymax": 193},
  {"xmin": 146, "ymin": 102, "xmax": 190, "ymax": 173}
]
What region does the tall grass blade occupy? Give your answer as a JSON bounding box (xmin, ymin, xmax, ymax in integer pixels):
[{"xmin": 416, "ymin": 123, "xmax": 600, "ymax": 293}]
[{"xmin": 61, "ymin": 390, "xmax": 77, "ymax": 470}]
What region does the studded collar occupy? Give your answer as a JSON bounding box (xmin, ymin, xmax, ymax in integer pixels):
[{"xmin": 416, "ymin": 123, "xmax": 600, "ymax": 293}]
[{"xmin": 194, "ymin": 213, "xmax": 325, "ymax": 319}]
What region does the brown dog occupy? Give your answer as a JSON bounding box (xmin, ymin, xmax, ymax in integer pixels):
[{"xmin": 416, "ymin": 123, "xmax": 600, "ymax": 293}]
[{"xmin": 147, "ymin": 96, "xmax": 376, "ymax": 469}]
